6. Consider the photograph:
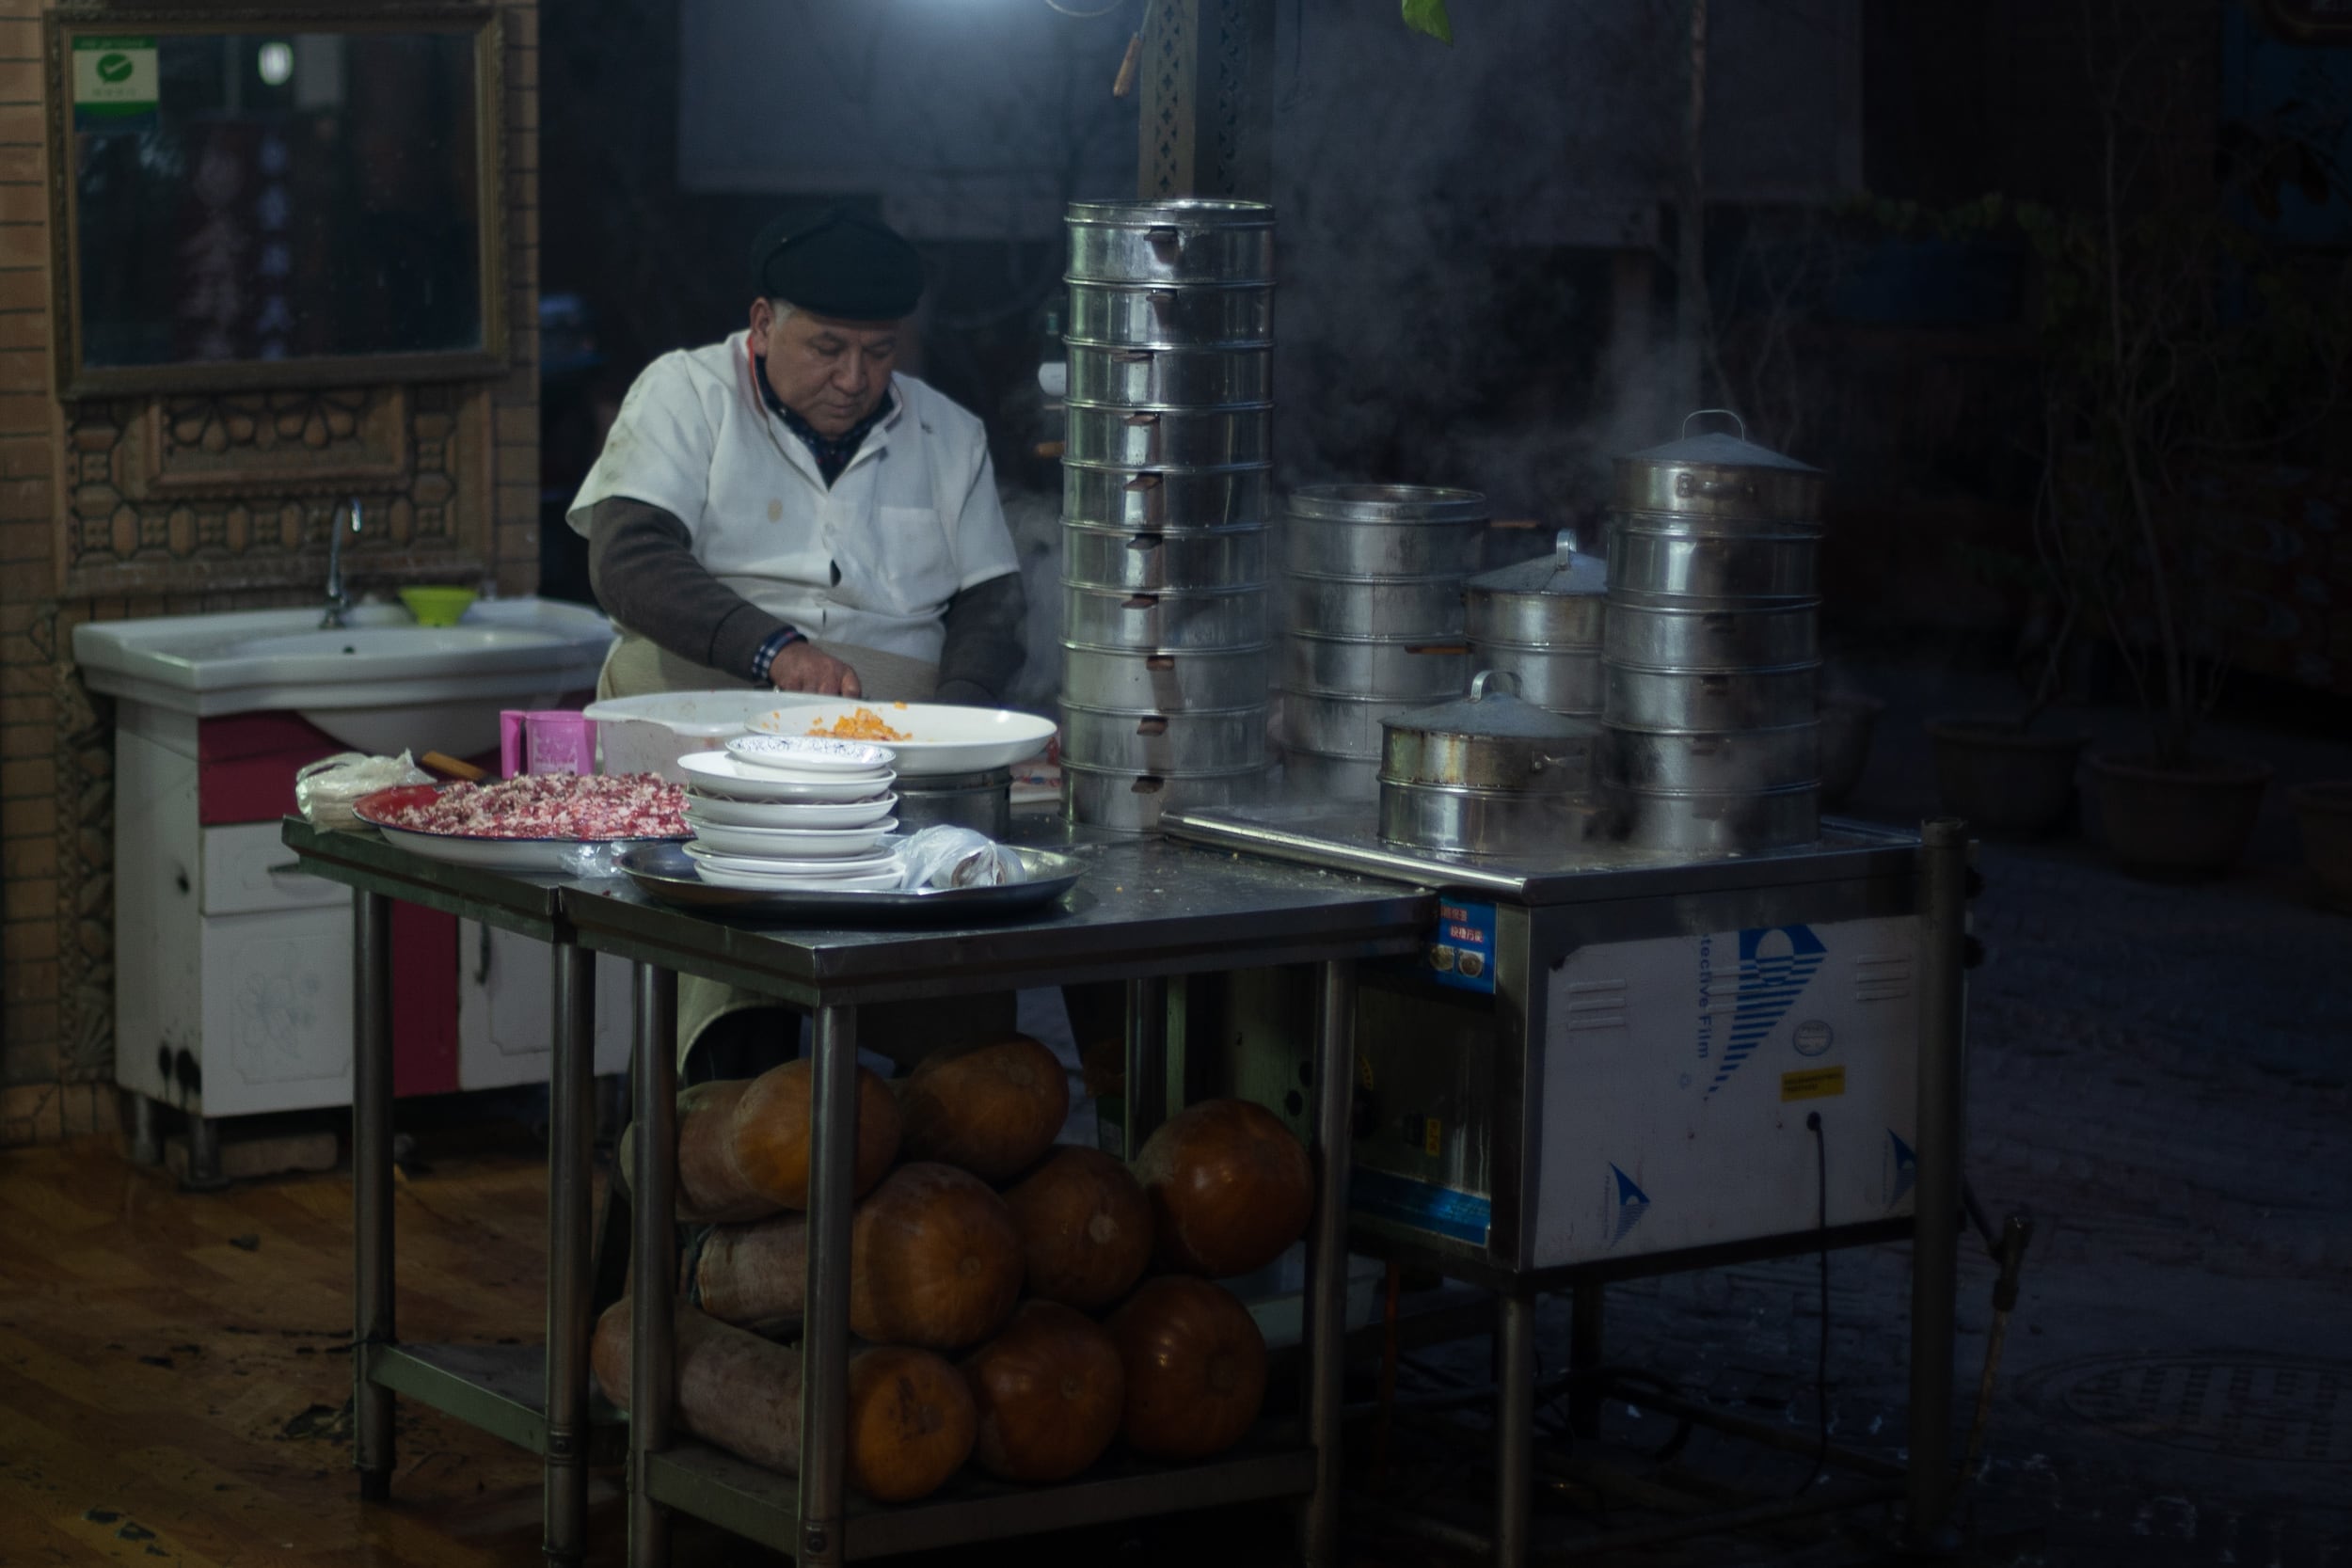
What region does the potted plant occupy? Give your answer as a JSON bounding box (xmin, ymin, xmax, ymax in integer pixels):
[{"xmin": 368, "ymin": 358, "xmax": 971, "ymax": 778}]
[{"xmin": 1997, "ymin": 24, "xmax": 2351, "ymax": 878}]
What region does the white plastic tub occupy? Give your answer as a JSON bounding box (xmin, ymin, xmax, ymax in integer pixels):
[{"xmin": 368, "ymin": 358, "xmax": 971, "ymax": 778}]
[{"xmin": 580, "ymin": 689, "xmax": 787, "ymax": 782}]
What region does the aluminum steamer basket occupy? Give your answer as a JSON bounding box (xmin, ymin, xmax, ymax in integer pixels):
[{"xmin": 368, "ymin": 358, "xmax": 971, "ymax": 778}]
[
  {"xmin": 1065, "ymin": 198, "xmax": 1276, "ymax": 285},
  {"xmin": 1063, "ymin": 761, "xmax": 1266, "ymax": 833},
  {"xmin": 1603, "ymin": 600, "xmax": 1820, "ymax": 672},
  {"xmin": 1462, "ymin": 537, "xmax": 1609, "ymax": 647},
  {"xmin": 1066, "ymin": 402, "xmax": 1272, "ymax": 469},
  {"xmin": 1063, "ymin": 584, "xmax": 1268, "ymax": 650},
  {"xmin": 1283, "ymin": 631, "xmax": 1467, "ymax": 699},
  {"xmin": 1064, "ymin": 463, "xmax": 1272, "ymax": 531},
  {"xmin": 1285, "ymin": 484, "xmax": 1489, "ymax": 579},
  {"xmin": 1063, "ymin": 523, "xmax": 1267, "ymax": 592},
  {"xmin": 1612, "ymin": 782, "xmax": 1820, "ymax": 856},
  {"xmin": 1605, "ymin": 722, "xmax": 1820, "ymax": 794},
  {"xmin": 1607, "ymin": 515, "xmax": 1820, "ymax": 603},
  {"xmin": 1464, "ymin": 641, "xmax": 1604, "ymax": 716},
  {"xmin": 1604, "ymin": 662, "xmax": 1819, "ymax": 733},
  {"xmin": 1060, "ymin": 642, "xmax": 1269, "ymax": 713},
  {"xmin": 1065, "ymin": 282, "xmax": 1275, "ymax": 349},
  {"xmin": 1066, "ymin": 343, "xmax": 1273, "ymax": 405},
  {"xmin": 1282, "ymin": 573, "xmax": 1465, "ymax": 640},
  {"xmin": 1279, "ymin": 689, "xmax": 1428, "ymax": 756},
  {"xmin": 1060, "ymin": 704, "xmax": 1265, "ymax": 774},
  {"xmin": 1611, "ymin": 412, "xmax": 1824, "ymax": 527}
]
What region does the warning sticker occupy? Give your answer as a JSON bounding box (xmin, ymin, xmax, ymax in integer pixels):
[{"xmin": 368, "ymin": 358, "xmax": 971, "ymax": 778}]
[{"xmin": 1780, "ymin": 1065, "xmax": 1847, "ymax": 1102}]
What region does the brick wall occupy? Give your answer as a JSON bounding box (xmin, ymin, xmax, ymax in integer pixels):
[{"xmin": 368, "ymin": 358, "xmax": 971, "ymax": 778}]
[{"xmin": 0, "ymin": 2, "xmax": 540, "ymax": 1146}]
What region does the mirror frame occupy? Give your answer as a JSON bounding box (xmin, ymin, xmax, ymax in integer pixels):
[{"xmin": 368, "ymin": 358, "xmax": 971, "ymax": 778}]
[{"xmin": 43, "ymin": 3, "xmax": 509, "ymax": 400}]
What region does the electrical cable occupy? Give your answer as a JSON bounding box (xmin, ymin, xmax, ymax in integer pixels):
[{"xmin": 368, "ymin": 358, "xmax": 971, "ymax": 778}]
[{"xmin": 1794, "ymin": 1111, "xmax": 1831, "ymax": 1497}]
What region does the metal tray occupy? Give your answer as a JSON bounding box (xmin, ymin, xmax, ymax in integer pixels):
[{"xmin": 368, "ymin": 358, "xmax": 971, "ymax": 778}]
[{"xmin": 616, "ymin": 842, "xmax": 1083, "ymax": 924}]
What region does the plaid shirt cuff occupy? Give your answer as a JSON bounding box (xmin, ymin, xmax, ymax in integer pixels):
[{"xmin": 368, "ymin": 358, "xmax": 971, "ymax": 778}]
[{"xmin": 750, "ymin": 626, "xmax": 802, "ymax": 684}]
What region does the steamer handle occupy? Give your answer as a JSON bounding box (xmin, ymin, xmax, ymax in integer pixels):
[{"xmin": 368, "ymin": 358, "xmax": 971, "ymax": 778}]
[
  {"xmin": 1405, "ymin": 643, "xmax": 1470, "ymax": 656},
  {"xmin": 1680, "ymin": 407, "xmax": 1747, "ymax": 439}
]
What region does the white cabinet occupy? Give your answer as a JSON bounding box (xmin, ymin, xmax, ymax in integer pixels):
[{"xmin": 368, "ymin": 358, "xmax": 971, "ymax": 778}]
[
  {"xmin": 455, "ymin": 922, "xmax": 633, "ymax": 1089},
  {"xmin": 114, "ymin": 700, "xmax": 628, "ymax": 1126}
]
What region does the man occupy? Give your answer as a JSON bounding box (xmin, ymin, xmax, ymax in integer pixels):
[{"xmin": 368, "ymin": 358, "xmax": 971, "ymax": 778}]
[
  {"xmin": 569, "ymin": 206, "xmax": 1025, "ymax": 707},
  {"xmin": 567, "ymin": 208, "xmax": 1028, "ymax": 1074}
]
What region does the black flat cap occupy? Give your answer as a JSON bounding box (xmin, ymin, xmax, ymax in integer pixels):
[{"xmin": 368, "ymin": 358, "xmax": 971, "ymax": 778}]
[{"xmin": 751, "ymin": 207, "xmax": 926, "ymax": 321}]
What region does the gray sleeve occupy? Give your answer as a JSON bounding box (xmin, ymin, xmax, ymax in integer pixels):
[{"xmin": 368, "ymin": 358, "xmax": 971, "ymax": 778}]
[
  {"xmin": 933, "ymin": 571, "xmax": 1027, "ymax": 706},
  {"xmin": 584, "ymin": 497, "xmax": 789, "ymax": 679}
]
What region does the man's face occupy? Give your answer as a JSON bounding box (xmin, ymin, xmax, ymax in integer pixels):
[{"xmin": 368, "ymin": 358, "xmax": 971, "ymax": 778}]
[{"xmin": 750, "ymin": 299, "xmax": 899, "ymax": 437}]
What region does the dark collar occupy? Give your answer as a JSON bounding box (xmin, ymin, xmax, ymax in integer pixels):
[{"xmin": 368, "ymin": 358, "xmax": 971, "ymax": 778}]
[{"xmin": 755, "ymin": 355, "xmax": 895, "ymax": 484}]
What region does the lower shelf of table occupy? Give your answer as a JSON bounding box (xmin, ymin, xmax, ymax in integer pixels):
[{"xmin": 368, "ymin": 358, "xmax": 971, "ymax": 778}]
[
  {"xmin": 644, "ymin": 1430, "xmax": 1318, "ymax": 1559},
  {"xmin": 367, "ymin": 1341, "xmax": 627, "ymax": 1465}
]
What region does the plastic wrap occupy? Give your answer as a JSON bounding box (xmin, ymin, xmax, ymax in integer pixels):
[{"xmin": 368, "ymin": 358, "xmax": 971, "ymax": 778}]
[
  {"xmin": 892, "ymin": 825, "xmax": 1027, "ymax": 891},
  {"xmin": 295, "ymin": 752, "xmax": 435, "ymax": 830}
]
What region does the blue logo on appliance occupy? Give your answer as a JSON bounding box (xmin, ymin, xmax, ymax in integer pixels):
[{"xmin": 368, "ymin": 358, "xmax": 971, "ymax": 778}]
[
  {"xmin": 1605, "ymin": 1164, "xmax": 1651, "ymax": 1247},
  {"xmin": 1702, "ymin": 924, "xmax": 1828, "ymax": 1095},
  {"xmin": 1882, "ymin": 1130, "xmax": 1917, "ymax": 1209},
  {"xmin": 1426, "ymin": 900, "xmax": 1498, "ymax": 993}
]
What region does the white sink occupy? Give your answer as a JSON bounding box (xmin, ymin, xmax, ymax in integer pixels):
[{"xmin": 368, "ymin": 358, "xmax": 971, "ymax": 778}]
[{"xmin": 73, "ymin": 598, "xmax": 617, "ymax": 757}]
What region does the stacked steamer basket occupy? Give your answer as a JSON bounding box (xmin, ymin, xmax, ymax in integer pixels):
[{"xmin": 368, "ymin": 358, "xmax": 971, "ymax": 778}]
[
  {"xmin": 1059, "ymin": 198, "xmax": 1276, "ymax": 832},
  {"xmin": 1462, "ymin": 531, "xmax": 1610, "ymax": 719},
  {"xmin": 1278, "ymin": 484, "xmax": 1488, "ymax": 800},
  {"xmin": 1600, "ymin": 413, "xmax": 1827, "ymax": 855}
]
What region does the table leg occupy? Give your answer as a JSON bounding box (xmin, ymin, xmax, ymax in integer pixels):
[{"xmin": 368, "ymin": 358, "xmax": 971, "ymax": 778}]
[
  {"xmin": 798, "ymin": 1003, "xmax": 859, "ymax": 1568},
  {"xmin": 1568, "ymin": 1281, "xmax": 1605, "ymax": 1438},
  {"xmin": 628, "ymin": 963, "xmax": 679, "ymax": 1568},
  {"xmin": 352, "ymin": 889, "xmax": 396, "ymax": 1502},
  {"xmin": 1905, "ymin": 819, "xmax": 1969, "ymax": 1550},
  {"xmin": 1302, "ymin": 959, "xmax": 1356, "ymax": 1568},
  {"xmin": 1494, "ymin": 1291, "xmax": 1536, "ymax": 1568},
  {"xmin": 544, "ymin": 942, "xmax": 596, "ymax": 1565},
  {"xmin": 1121, "ymin": 976, "xmax": 1168, "ymax": 1158}
]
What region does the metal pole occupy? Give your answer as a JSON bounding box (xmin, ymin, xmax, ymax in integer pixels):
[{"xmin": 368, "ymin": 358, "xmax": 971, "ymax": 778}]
[
  {"xmin": 543, "ymin": 942, "xmax": 596, "ymax": 1565},
  {"xmin": 1122, "ymin": 976, "xmax": 1168, "ymax": 1158},
  {"xmin": 1301, "ymin": 959, "xmax": 1355, "ymax": 1568},
  {"xmin": 1496, "ymin": 1292, "xmax": 1537, "ymax": 1568},
  {"xmin": 798, "ymin": 1003, "xmax": 860, "ymax": 1568},
  {"xmin": 628, "ymin": 962, "xmax": 678, "ymax": 1568},
  {"xmin": 1567, "ymin": 1281, "xmax": 1605, "ymax": 1439},
  {"xmin": 1905, "ymin": 818, "xmax": 1969, "ymax": 1550},
  {"xmin": 351, "ymin": 889, "xmax": 396, "ymax": 1501}
]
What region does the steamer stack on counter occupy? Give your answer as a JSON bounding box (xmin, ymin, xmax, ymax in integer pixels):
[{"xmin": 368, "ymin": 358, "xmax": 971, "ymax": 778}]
[
  {"xmin": 1600, "ymin": 415, "xmax": 1828, "ymax": 854},
  {"xmin": 1277, "ymin": 484, "xmax": 1487, "ymax": 800},
  {"xmin": 1059, "ymin": 198, "xmax": 1276, "ymax": 832},
  {"xmin": 1462, "ymin": 531, "xmax": 1610, "ymax": 719}
]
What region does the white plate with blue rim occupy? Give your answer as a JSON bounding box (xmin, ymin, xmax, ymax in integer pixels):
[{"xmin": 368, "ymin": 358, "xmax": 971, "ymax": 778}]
[
  {"xmin": 724, "ymin": 734, "xmax": 896, "ymax": 778},
  {"xmin": 678, "ymin": 751, "xmax": 898, "ymax": 803}
]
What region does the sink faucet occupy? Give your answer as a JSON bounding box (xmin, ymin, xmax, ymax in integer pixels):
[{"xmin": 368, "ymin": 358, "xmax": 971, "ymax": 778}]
[{"xmin": 321, "ymin": 499, "xmax": 363, "ymax": 628}]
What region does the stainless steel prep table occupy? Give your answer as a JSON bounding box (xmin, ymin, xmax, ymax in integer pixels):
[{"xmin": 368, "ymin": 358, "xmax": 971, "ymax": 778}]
[
  {"xmin": 562, "ymin": 822, "xmax": 1436, "ymax": 1568},
  {"xmin": 278, "ymin": 816, "xmax": 617, "ymax": 1567}
]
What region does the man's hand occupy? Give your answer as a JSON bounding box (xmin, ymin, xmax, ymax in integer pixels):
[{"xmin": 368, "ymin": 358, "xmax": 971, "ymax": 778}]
[{"xmin": 768, "ymin": 641, "xmax": 863, "ymax": 697}]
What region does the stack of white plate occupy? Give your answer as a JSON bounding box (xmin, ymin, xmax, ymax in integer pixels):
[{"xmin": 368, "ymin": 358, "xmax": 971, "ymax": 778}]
[{"xmin": 673, "ymin": 736, "xmax": 903, "ymax": 891}]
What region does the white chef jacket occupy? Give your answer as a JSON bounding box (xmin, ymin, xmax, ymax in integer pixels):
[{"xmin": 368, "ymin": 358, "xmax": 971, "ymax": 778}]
[{"xmin": 565, "ymin": 330, "xmax": 1021, "ymax": 666}]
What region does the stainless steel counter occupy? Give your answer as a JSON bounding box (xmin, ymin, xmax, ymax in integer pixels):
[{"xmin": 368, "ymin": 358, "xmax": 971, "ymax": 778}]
[{"xmin": 283, "ymin": 814, "xmax": 1435, "ymax": 1568}]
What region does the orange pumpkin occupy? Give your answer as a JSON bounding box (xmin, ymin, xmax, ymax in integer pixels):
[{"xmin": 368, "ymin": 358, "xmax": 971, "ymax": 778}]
[
  {"xmin": 1132, "ymin": 1099, "xmax": 1313, "ymax": 1278},
  {"xmin": 1002, "ymin": 1147, "xmax": 1154, "ymax": 1309},
  {"xmin": 961, "ymin": 1300, "xmax": 1125, "ymax": 1481},
  {"xmin": 1107, "ymin": 1276, "xmax": 1268, "ymax": 1461},
  {"xmin": 849, "ymin": 1163, "xmax": 1025, "ymax": 1351},
  {"xmin": 894, "ymin": 1035, "xmax": 1070, "ymax": 1180}
]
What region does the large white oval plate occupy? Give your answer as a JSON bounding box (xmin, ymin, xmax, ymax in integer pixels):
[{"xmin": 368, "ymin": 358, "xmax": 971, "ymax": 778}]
[
  {"xmin": 687, "ymin": 818, "xmax": 900, "ymax": 859},
  {"xmin": 679, "ymin": 751, "xmax": 899, "ymax": 802},
  {"xmin": 752, "ymin": 702, "xmax": 1057, "ymax": 776},
  {"xmin": 724, "ymin": 734, "xmax": 897, "ymax": 777},
  {"xmin": 684, "ymin": 793, "xmax": 897, "ymax": 831}
]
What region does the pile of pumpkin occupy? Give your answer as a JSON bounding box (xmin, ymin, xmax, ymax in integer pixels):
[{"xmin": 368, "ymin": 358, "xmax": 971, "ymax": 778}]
[{"xmin": 593, "ymin": 1034, "xmax": 1314, "ymax": 1503}]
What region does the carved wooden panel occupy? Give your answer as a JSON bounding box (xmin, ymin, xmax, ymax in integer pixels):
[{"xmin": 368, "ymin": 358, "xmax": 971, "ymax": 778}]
[{"xmin": 58, "ymin": 381, "xmax": 491, "ymax": 598}]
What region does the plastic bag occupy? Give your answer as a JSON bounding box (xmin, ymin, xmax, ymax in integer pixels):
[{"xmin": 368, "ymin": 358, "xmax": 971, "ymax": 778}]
[
  {"xmin": 295, "ymin": 751, "xmax": 435, "ymax": 829},
  {"xmin": 557, "ymin": 841, "xmax": 635, "ymax": 881},
  {"xmin": 892, "ymin": 825, "xmax": 1027, "ymax": 892}
]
